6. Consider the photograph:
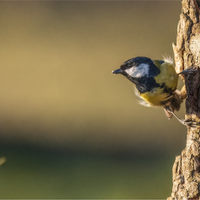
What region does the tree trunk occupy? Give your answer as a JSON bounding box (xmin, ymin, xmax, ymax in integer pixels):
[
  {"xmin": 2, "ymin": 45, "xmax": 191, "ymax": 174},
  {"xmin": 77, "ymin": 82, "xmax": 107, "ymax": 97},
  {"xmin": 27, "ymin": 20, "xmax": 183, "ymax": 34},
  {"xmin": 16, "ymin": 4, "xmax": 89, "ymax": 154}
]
[{"xmin": 169, "ymin": 0, "xmax": 200, "ymax": 199}]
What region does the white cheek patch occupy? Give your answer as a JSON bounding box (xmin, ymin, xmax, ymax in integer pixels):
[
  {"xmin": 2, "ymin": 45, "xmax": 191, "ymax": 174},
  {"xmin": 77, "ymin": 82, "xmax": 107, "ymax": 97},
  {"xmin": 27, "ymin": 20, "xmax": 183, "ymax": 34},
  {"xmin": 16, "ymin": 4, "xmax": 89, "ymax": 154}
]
[{"xmin": 125, "ymin": 63, "xmax": 149, "ymax": 78}]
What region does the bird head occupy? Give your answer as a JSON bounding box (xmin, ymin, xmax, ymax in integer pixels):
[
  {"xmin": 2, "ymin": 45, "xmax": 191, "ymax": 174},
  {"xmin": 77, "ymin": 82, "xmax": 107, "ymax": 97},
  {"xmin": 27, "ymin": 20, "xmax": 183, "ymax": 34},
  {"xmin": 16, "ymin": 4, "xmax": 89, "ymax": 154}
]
[{"xmin": 112, "ymin": 57, "xmax": 158, "ymax": 84}]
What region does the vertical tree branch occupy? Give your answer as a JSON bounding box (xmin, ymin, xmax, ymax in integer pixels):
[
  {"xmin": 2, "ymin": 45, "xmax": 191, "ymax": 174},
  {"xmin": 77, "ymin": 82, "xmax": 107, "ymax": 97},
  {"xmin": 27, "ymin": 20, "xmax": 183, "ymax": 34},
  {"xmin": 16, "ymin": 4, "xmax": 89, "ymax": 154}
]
[{"xmin": 169, "ymin": 0, "xmax": 200, "ymax": 199}]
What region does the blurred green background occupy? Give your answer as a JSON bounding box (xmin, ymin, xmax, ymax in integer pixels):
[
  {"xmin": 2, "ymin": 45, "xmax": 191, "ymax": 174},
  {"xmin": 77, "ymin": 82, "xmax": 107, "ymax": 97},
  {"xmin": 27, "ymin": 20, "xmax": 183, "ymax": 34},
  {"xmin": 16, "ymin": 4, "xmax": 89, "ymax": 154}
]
[{"xmin": 0, "ymin": 1, "xmax": 187, "ymax": 199}]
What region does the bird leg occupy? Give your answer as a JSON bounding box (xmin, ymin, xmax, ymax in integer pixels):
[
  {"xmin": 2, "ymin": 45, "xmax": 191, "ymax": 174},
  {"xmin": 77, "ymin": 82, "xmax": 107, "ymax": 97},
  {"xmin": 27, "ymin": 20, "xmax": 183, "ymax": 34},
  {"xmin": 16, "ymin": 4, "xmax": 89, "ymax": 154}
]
[
  {"xmin": 168, "ymin": 110, "xmax": 193, "ymax": 126},
  {"xmin": 165, "ymin": 106, "xmax": 195, "ymax": 127}
]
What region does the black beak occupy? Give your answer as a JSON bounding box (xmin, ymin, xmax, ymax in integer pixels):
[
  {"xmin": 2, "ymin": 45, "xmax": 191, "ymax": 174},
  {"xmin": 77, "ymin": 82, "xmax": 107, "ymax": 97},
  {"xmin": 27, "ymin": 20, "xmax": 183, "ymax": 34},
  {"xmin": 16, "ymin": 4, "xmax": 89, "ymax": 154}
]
[{"xmin": 112, "ymin": 68, "xmax": 123, "ymax": 74}]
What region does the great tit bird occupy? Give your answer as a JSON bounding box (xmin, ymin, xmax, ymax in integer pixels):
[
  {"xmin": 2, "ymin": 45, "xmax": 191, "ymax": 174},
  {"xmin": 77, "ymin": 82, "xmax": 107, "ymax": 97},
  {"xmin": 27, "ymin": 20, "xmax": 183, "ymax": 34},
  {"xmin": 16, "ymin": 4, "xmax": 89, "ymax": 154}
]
[{"xmin": 112, "ymin": 56, "xmax": 188, "ymax": 125}]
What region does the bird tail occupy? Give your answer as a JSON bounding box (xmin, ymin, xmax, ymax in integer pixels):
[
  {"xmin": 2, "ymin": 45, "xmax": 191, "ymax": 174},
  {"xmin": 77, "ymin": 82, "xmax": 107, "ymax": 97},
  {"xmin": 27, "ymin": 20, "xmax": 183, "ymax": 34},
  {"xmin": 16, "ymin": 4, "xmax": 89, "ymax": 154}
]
[{"xmin": 164, "ymin": 90, "xmax": 183, "ymax": 119}]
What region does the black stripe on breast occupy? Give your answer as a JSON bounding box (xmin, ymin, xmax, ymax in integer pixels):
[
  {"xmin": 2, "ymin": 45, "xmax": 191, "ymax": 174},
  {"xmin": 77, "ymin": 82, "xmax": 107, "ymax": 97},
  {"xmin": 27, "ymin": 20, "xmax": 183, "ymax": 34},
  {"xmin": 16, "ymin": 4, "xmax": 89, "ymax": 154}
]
[
  {"xmin": 159, "ymin": 83, "xmax": 176, "ymax": 105},
  {"xmin": 135, "ymin": 76, "xmax": 160, "ymax": 93},
  {"xmin": 160, "ymin": 83, "xmax": 176, "ymax": 94}
]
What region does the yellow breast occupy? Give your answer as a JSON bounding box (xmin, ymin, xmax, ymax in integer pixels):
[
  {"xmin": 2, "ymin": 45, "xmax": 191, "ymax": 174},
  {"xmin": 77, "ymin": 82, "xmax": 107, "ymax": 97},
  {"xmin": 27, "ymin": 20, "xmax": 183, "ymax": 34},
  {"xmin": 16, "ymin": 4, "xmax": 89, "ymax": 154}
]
[{"xmin": 140, "ymin": 61, "xmax": 178, "ymax": 107}]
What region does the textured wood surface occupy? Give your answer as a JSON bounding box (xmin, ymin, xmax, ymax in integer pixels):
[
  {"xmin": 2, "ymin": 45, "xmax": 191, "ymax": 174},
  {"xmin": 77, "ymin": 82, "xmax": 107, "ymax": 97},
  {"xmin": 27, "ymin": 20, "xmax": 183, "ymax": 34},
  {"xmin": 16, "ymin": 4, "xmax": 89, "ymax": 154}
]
[{"xmin": 169, "ymin": 0, "xmax": 200, "ymax": 199}]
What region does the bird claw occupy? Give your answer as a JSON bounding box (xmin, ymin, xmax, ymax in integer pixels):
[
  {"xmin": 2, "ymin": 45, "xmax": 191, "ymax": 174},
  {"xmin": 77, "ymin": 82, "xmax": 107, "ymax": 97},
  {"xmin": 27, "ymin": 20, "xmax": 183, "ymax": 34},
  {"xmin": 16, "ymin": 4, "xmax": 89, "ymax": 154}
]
[{"xmin": 182, "ymin": 118, "xmax": 198, "ymax": 127}]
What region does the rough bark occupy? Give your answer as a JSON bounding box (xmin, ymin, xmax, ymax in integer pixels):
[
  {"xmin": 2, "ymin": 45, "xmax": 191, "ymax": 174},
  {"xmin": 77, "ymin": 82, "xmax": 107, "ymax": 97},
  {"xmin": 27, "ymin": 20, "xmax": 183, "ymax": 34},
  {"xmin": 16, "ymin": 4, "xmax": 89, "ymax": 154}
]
[{"xmin": 169, "ymin": 0, "xmax": 200, "ymax": 199}]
